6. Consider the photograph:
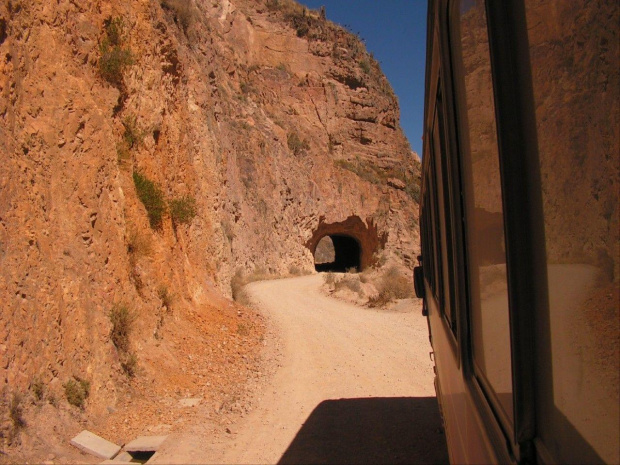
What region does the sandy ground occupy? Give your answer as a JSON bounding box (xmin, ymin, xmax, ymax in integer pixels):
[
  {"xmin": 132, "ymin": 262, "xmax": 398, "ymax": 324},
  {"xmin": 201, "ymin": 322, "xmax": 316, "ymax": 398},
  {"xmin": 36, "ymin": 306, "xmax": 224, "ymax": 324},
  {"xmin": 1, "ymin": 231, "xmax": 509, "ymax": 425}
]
[{"xmin": 152, "ymin": 274, "xmax": 448, "ymax": 464}]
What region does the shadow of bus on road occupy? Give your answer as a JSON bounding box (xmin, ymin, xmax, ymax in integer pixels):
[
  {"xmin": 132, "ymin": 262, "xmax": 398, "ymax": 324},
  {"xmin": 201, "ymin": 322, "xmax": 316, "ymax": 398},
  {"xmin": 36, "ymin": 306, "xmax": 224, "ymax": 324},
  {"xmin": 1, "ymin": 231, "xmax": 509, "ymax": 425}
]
[{"xmin": 278, "ymin": 396, "xmax": 449, "ymax": 465}]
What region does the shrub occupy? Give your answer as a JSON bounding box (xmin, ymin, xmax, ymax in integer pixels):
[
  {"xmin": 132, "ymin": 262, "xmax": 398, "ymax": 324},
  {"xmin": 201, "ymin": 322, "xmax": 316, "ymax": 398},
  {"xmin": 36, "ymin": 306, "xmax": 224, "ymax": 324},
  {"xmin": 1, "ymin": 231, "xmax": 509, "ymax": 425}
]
[
  {"xmin": 116, "ymin": 142, "xmax": 131, "ymax": 164},
  {"xmin": 334, "ymin": 275, "xmax": 362, "ymax": 295},
  {"xmin": 157, "ymin": 285, "xmax": 174, "ymax": 309},
  {"xmin": 266, "ymin": 0, "xmax": 281, "ymax": 11},
  {"xmin": 231, "ymin": 268, "xmax": 273, "ymax": 304},
  {"xmin": 359, "ymin": 59, "xmax": 371, "ymax": 74},
  {"xmin": 237, "ymin": 323, "xmax": 249, "ymax": 336},
  {"xmin": 98, "ymin": 17, "xmax": 134, "ymax": 87},
  {"xmin": 30, "ymin": 378, "xmax": 44, "ymax": 401},
  {"xmin": 133, "ymin": 171, "xmax": 166, "ymax": 230},
  {"xmin": 120, "ymin": 353, "xmax": 138, "ymax": 377},
  {"xmin": 287, "ymin": 131, "xmax": 309, "ymax": 155},
  {"xmin": 122, "ymin": 114, "xmax": 143, "ymax": 149},
  {"xmin": 334, "ymin": 158, "xmax": 382, "ymax": 185},
  {"xmin": 9, "ymin": 393, "xmax": 25, "ymax": 429},
  {"xmin": 359, "ymin": 269, "xmax": 372, "ymax": 283},
  {"xmin": 109, "ymin": 305, "xmax": 135, "ymax": 354},
  {"xmin": 170, "ymin": 195, "xmax": 197, "ymax": 225},
  {"xmin": 231, "ymin": 270, "xmax": 251, "ymax": 305},
  {"xmin": 109, "ymin": 305, "xmax": 138, "ymax": 376},
  {"xmin": 369, "ymin": 266, "xmax": 413, "ymax": 307},
  {"xmin": 127, "ymin": 229, "xmax": 151, "ymax": 258},
  {"xmin": 288, "ymin": 265, "xmax": 309, "ymax": 276},
  {"xmin": 64, "ymin": 377, "xmax": 90, "ymax": 409},
  {"xmin": 324, "ymin": 272, "xmax": 336, "ymax": 286},
  {"xmin": 161, "ymin": 0, "xmax": 195, "ymax": 33}
]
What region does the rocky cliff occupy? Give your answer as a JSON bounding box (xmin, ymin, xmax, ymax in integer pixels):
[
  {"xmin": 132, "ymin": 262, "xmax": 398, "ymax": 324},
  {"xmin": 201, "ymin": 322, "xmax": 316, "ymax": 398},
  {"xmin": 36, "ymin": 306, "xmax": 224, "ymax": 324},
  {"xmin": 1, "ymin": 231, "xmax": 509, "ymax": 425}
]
[{"xmin": 0, "ymin": 0, "xmax": 420, "ymax": 456}]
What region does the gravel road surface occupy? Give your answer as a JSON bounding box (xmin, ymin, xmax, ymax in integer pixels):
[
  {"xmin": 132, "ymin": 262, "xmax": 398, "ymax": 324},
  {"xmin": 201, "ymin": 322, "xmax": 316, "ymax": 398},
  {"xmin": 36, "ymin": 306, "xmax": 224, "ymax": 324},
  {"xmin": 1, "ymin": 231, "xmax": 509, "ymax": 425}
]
[{"xmin": 152, "ymin": 274, "xmax": 448, "ymax": 464}]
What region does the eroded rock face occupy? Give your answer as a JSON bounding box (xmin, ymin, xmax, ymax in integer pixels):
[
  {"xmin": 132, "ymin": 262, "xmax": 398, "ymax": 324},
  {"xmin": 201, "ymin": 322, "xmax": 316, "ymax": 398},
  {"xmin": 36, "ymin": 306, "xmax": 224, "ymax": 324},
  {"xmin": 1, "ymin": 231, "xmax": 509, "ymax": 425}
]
[{"xmin": 0, "ymin": 0, "xmax": 420, "ymax": 442}]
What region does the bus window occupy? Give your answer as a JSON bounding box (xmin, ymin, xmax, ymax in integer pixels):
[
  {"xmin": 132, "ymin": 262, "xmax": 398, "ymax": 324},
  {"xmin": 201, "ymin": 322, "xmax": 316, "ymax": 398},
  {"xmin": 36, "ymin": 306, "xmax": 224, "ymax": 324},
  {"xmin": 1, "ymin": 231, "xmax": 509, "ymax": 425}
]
[
  {"xmin": 432, "ymin": 88, "xmax": 457, "ymax": 335},
  {"xmin": 450, "ymin": 0, "xmax": 514, "ymax": 430},
  {"xmin": 524, "ymin": 1, "xmax": 619, "ymax": 462},
  {"xmin": 429, "ymin": 154, "xmax": 444, "ymax": 304}
]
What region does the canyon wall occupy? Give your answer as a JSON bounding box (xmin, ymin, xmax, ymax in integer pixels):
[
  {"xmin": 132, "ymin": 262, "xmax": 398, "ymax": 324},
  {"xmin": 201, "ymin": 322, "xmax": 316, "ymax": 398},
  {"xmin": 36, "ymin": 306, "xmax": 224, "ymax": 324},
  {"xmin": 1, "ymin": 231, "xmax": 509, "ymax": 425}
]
[{"xmin": 0, "ymin": 0, "xmax": 420, "ymax": 450}]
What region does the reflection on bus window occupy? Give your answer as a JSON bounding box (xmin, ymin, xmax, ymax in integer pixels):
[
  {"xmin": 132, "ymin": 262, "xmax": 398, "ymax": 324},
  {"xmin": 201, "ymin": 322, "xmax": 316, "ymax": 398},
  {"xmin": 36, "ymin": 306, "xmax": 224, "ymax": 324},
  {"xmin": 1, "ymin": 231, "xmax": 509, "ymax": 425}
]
[
  {"xmin": 525, "ymin": 0, "xmax": 619, "ymax": 463},
  {"xmin": 452, "ymin": 0, "xmax": 513, "ymax": 429}
]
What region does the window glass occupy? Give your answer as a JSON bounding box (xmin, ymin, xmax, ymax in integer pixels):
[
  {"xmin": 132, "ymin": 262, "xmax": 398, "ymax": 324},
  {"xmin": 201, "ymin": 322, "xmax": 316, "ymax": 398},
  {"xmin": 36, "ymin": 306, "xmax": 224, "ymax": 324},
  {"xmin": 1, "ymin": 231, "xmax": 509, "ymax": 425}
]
[
  {"xmin": 524, "ymin": 1, "xmax": 619, "ymax": 462},
  {"xmin": 451, "ymin": 0, "xmax": 514, "ymax": 427},
  {"xmin": 429, "ymin": 154, "xmax": 444, "ymax": 303},
  {"xmin": 432, "ymin": 95, "xmax": 457, "ymax": 335}
]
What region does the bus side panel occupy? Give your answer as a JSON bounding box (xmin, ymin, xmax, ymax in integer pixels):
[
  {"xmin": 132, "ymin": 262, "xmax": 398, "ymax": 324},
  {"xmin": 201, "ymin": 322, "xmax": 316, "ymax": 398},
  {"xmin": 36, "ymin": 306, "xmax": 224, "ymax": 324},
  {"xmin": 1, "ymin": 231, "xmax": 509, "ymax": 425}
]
[{"xmin": 427, "ymin": 295, "xmax": 497, "ymax": 464}]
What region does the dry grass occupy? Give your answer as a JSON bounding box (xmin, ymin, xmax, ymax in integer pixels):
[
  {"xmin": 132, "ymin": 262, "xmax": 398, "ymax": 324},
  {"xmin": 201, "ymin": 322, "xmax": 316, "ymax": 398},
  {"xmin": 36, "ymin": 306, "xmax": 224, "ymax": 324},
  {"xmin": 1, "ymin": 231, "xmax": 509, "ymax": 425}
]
[
  {"xmin": 334, "ymin": 274, "xmax": 362, "ymax": 296},
  {"xmin": 233, "ymin": 266, "xmax": 308, "ymax": 305},
  {"xmin": 368, "ymin": 266, "xmax": 413, "ymax": 307},
  {"xmin": 288, "ymin": 265, "xmax": 311, "ymax": 276}
]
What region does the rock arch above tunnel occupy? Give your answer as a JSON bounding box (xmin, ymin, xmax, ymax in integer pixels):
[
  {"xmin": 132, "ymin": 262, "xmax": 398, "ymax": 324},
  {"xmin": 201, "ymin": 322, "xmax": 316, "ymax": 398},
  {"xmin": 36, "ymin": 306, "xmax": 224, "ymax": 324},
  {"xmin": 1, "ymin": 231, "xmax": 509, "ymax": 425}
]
[{"xmin": 306, "ymin": 216, "xmax": 387, "ymax": 271}]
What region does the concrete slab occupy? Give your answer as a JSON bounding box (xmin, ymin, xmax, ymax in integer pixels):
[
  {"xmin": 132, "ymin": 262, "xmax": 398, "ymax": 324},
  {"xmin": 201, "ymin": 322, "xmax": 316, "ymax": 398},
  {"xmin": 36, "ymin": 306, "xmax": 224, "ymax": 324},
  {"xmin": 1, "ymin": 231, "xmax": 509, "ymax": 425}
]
[
  {"xmin": 70, "ymin": 430, "xmax": 121, "ymax": 459},
  {"xmin": 124, "ymin": 435, "xmax": 169, "ymax": 452},
  {"xmin": 178, "ymin": 397, "xmax": 202, "ymax": 407},
  {"xmin": 113, "ymin": 451, "xmax": 133, "ymax": 462}
]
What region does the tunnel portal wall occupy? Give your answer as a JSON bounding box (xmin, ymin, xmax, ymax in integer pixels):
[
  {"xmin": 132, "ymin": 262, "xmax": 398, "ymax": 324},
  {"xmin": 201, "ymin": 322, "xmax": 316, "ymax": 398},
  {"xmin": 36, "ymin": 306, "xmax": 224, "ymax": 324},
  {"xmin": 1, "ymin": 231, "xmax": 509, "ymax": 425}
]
[{"xmin": 305, "ymin": 216, "xmax": 387, "ymax": 271}]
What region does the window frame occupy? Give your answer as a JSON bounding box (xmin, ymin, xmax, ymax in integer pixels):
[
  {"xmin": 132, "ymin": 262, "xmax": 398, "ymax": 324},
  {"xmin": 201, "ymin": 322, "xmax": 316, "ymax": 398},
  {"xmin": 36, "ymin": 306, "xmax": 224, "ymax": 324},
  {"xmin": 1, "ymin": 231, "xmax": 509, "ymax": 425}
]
[{"xmin": 442, "ymin": 0, "xmax": 543, "ymax": 461}]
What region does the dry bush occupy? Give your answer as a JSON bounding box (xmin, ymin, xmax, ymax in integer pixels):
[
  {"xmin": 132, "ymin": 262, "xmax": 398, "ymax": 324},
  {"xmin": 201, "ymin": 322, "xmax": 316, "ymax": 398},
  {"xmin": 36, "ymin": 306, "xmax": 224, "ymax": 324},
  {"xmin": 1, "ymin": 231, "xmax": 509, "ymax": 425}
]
[
  {"xmin": 157, "ymin": 285, "xmax": 174, "ymax": 309},
  {"xmin": 369, "ymin": 266, "xmax": 413, "ymax": 307},
  {"xmin": 231, "ymin": 269, "xmax": 252, "ymax": 305},
  {"xmin": 63, "ymin": 377, "xmax": 90, "ymax": 409},
  {"xmin": 170, "ymin": 195, "xmax": 197, "ymax": 226},
  {"xmin": 127, "ymin": 229, "xmax": 152, "ymax": 258},
  {"xmin": 109, "ymin": 305, "xmax": 135, "ymax": 354},
  {"xmin": 30, "ymin": 378, "xmax": 44, "ymax": 402},
  {"xmin": 334, "ymin": 275, "xmax": 362, "ymax": 295},
  {"xmin": 161, "ymin": 0, "xmax": 196, "ymax": 33},
  {"xmin": 122, "ymin": 114, "xmax": 144, "ymax": 149},
  {"xmin": 98, "ymin": 17, "xmax": 133, "ymax": 88},
  {"xmin": 323, "ymin": 272, "xmax": 336, "ymax": 286},
  {"xmin": 120, "ymin": 353, "xmax": 138, "ymax": 378},
  {"xmin": 359, "ymin": 269, "xmax": 373, "ymax": 283},
  {"xmin": 109, "ymin": 305, "xmax": 138, "ymax": 377},
  {"xmin": 287, "ymin": 131, "xmax": 309, "ymax": 155},
  {"xmin": 133, "ymin": 171, "xmax": 166, "ymax": 230},
  {"xmin": 9, "ymin": 393, "xmax": 25, "ymax": 430}
]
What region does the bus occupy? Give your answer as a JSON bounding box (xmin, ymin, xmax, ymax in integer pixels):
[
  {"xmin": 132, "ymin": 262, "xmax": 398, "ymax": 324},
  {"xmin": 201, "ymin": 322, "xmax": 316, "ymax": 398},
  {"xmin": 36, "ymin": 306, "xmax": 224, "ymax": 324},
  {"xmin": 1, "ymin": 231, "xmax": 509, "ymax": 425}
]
[{"xmin": 415, "ymin": 0, "xmax": 619, "ymax": 463}]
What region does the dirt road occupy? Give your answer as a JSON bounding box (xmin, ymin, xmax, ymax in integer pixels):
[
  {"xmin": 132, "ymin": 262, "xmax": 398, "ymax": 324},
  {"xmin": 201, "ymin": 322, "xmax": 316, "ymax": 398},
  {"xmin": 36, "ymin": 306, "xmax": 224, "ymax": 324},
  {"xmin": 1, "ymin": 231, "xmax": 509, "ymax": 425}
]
[{"xmin": 153, "ymin": 274, "xmax": 448, "ymax": 464}]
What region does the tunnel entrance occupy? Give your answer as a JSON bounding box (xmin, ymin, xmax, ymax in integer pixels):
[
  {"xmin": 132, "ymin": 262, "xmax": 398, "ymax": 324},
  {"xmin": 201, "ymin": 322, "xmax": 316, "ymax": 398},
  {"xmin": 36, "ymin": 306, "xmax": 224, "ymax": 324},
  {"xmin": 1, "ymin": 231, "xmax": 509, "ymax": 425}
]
[
  {"xmin": 314, "ymin": 235, "xmax": 361, "ymax": 272},
  {"xmin": 306, "ymin": 216, "xmax": 387, "ymax": 272}
]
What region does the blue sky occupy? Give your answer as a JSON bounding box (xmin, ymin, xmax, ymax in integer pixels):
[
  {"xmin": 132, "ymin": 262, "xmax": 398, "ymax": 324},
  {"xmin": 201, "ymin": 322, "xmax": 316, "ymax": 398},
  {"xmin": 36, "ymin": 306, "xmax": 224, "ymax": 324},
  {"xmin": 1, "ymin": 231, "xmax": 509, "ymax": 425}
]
[{"xmin": 297, "ymin": 0, "xmax": 428, "ymax": 156}]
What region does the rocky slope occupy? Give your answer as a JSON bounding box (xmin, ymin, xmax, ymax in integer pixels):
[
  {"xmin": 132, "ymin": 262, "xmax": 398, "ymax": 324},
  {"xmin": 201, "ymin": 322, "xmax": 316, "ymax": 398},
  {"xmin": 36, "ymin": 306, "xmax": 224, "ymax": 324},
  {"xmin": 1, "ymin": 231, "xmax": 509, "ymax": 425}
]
[{"xmin": 0, "ymin": 0, "xmax": 420, "ymax": 458}]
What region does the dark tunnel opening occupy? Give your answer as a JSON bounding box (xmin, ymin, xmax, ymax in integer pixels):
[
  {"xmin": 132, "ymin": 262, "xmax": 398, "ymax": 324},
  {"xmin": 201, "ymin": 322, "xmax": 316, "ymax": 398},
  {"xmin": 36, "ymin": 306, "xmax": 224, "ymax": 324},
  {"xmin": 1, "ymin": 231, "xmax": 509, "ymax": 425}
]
[{"xmin": 314, "ymin": 235, "xmax": 362, "ymax": 272}]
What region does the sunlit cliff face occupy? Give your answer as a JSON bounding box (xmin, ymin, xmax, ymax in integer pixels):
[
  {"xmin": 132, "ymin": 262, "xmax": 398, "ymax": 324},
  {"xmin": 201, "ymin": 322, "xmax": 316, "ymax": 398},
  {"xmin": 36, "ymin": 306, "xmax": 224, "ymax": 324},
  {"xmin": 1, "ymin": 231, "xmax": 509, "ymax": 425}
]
[{"xmin": 0, "ymin": 0, "xmax": 420, "ymax": 420}]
